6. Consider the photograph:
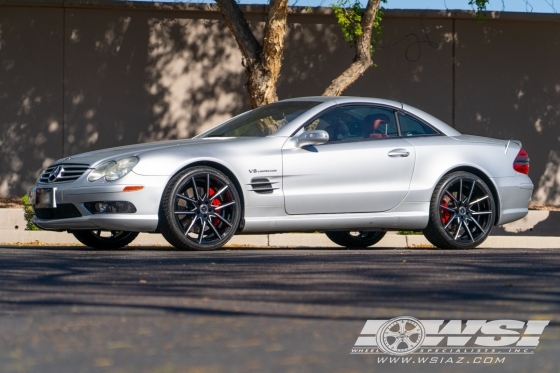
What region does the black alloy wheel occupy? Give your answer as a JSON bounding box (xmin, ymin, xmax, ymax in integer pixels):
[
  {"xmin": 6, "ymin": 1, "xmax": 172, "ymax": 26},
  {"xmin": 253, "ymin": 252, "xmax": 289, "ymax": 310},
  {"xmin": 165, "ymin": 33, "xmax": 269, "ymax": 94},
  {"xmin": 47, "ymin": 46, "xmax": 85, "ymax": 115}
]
[
  {"xmin": 423, "ymin": 172, "xmax": 495, "ymax": 249},
  {"xmin": 325, "ymin": 231, "xmax": 387, "ymax": 248},
  {"xmin": 72, "ymin": 230, "xmax": 139, "ymax": 249},
  {"xmin": 159, "ymin": 166, "xmax": 241, "ymax": 250}
]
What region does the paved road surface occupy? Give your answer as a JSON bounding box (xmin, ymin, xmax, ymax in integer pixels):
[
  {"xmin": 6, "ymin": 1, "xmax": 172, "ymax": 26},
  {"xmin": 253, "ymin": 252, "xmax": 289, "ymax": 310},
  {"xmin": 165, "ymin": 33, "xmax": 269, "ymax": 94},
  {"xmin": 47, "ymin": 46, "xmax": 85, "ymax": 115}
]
[{"xmin": 0, "ymin": 246, "xmax": 558, "ymax": 373}]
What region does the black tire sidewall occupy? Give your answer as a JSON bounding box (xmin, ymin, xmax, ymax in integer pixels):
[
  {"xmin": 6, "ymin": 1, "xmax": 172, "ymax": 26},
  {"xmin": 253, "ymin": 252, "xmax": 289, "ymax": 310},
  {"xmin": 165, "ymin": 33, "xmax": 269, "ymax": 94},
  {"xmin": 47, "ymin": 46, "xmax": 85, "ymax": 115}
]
[
  {"xmin": 72, "ymin": 230, "xmax": 139, "ymax": 249},
  {"xmin": 325, "ymin": 231, "xmax": 386, "ymax": 248},
  {"xmin": 160, "ymin": 166, "xmax": 241, "ymax": 251},
  {"xmin": 424, "ymin": 172, "xmax": 494, "ymax": 250}
]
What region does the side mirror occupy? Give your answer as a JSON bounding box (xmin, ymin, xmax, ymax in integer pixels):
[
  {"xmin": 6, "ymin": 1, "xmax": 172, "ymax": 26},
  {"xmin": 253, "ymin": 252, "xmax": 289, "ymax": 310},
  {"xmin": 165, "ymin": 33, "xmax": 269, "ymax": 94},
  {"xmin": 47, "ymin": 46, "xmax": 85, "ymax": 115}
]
[{"xmin": 296, "ymin": 130, "xmax": 329, "ymax": 147}]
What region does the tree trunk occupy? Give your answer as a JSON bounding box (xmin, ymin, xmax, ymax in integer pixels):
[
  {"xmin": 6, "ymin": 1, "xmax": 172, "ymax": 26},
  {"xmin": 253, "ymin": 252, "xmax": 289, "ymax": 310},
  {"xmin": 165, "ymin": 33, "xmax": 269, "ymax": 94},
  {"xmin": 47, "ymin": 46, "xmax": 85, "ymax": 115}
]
[
  {"xmin": 216, "ymin": 0, "xmax": 288, "ymax": 108},
  {"xmin": 323, "ymin": 0, "xmax": 382, "ymax": 96}
]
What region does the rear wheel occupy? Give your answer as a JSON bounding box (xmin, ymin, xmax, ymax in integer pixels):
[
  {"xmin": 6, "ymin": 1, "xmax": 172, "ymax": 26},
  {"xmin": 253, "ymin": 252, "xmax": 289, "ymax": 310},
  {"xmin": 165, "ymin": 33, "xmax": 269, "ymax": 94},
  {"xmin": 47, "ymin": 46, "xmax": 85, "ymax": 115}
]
[
  {"xmin": 72, "ymin": 230, "xmax": 139, "ymax": 249},
  {"xmin": 325, "ymin": 231, "xmax": 386, "ymax": 248},
  {"xmin": 422, "ymin": 172, "xmax": 495, "ymax": 249},
  {"xmin": 159, "ymin": 166, "xmax": 241, "ymax": 251}
]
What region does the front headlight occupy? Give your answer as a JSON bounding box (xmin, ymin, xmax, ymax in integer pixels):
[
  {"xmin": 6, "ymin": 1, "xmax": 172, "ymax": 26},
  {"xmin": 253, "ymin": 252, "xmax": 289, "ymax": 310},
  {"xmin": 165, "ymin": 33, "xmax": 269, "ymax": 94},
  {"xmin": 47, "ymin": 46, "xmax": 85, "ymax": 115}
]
[
  {"xmin": 105, "ymin": 157, "xmax": 139, "ymax": 181},
  {"xmin": 87, "ymin": 161, "xmax": 116, "ymax": 182}
]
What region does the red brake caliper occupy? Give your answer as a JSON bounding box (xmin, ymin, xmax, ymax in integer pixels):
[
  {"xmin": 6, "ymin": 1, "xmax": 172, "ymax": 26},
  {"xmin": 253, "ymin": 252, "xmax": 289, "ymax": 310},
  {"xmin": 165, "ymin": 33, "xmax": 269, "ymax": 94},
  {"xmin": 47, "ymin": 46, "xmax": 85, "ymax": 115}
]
[
  {"xmin": 440, "ymin": 196, "xmax": 452, "ymax": 224},
  {"xmin": 208, "ymin": 188, "xmax": 221, "ymax": 226}
]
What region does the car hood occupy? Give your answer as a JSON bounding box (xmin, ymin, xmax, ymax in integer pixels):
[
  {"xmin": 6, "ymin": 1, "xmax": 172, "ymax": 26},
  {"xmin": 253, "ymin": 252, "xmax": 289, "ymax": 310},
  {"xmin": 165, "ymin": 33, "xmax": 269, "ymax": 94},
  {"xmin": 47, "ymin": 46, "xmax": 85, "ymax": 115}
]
[{"xmin": 52, "ymin": 138, "xmax": 237, "ymax": 167}]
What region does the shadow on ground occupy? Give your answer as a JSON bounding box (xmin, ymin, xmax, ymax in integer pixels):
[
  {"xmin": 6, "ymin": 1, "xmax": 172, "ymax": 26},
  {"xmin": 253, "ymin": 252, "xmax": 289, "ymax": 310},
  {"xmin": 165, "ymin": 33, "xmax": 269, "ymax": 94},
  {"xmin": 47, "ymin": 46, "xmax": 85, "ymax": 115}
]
[{"xmin": 0, "ymin": 247, "xmax": 558, "ymax": 320}]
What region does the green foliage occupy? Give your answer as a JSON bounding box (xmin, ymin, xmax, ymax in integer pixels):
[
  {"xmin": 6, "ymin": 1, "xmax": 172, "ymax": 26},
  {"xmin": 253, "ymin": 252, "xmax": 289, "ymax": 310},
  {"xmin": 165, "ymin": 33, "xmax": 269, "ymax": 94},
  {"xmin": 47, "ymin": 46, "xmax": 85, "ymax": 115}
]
[
  {"xmin": 332, "ymin": 0, "xmax": 385, "ymax": 53},
  {"xmin": 469, "ymin": 0, "xmax": 490, "ymax": 20},
  {"xmin": 21, "ymin": 194, "xmax": 40, "ymax": 231},
  {"xmin": 397, "ymin": 231, "xmax": 423, "ymax": 235}
]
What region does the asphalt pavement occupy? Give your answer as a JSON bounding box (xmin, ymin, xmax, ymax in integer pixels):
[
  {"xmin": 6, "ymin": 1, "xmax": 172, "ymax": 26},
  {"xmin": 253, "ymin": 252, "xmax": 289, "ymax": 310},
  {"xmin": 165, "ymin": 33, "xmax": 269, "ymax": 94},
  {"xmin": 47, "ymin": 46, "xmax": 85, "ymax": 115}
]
[{"xmin": 0, "ymin": 245, "xmax": 558, "ymax": 373}]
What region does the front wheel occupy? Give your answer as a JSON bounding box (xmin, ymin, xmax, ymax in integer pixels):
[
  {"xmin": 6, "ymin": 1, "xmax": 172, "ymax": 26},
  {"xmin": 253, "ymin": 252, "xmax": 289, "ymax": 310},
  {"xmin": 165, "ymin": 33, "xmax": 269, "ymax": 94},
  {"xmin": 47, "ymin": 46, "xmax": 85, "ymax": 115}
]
[
  {"xmin": 159, "ymin": 166, "xmax": 241, "ymax": 251},
  {"xmin": 72, "ymin": 230, "xmax": 139, "ymax": 249},
  {"xmin": 422, "ymin": 172, "xmax": 495, "ymax": 249},
  {"xmin": 325, "ymin": 231, "xmax": 386, "ymax": 248}
]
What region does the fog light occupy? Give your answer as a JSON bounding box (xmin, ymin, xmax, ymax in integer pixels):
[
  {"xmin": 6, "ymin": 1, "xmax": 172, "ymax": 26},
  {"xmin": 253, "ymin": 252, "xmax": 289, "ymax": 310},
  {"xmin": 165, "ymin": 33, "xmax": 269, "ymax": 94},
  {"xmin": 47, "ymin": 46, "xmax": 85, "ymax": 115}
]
[
  {"xmin": 85, "ymin": 201, "xmax": 137, "ymax": 214},
  {"xmin": 95, "ymin": 202, "xmax": 109, "ymax": 213}
]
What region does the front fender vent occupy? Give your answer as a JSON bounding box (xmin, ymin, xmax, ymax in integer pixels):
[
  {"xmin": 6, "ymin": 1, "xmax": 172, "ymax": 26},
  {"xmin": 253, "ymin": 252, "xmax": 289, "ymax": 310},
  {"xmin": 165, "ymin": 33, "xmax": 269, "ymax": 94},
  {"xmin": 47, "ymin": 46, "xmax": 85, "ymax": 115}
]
[{"xmin": 248, "ymin": 178, "xmax": 278, "ymax": 194}]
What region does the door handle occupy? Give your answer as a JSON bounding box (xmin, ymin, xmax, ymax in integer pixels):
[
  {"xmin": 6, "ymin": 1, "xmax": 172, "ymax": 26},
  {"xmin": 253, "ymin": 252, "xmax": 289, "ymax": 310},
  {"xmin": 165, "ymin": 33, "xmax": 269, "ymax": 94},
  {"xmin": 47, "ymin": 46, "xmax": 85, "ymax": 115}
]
[{"xmin": 388, "ymin": 149, "xmax": 410, "ymax": 157}]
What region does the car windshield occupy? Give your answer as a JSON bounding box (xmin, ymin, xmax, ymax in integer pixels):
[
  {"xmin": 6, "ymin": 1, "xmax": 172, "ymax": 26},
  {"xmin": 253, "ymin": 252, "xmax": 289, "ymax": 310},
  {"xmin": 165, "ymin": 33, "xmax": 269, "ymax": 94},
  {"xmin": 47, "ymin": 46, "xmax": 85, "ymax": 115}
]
[{"xmin": 200, "ymin": 101, "xmax": 320, "ymax": 138}]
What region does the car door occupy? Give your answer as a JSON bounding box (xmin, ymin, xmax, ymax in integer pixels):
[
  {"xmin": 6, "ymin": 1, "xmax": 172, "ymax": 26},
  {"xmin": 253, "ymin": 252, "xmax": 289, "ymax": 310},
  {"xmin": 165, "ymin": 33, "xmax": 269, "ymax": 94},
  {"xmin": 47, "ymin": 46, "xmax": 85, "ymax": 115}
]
[{"xmin": 282, "ymin": 105, "xmax": 416, "ymax": 214}]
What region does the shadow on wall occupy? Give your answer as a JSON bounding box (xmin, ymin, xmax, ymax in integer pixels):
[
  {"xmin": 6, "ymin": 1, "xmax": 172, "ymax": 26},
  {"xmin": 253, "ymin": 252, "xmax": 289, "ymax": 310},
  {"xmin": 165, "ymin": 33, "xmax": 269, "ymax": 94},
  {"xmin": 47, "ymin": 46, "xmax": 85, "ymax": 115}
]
[
  {"xmin": 0, "ymin": 7, "xmax": 64, "ymax": 195},
  {"xmin": 279, "ymin": 12, "xmax": 455, "ymax": 126},
  {"xmin": 0, "ymin": 6, "xmax": 249, "ymax": 196},
  {"xmin": 64, "ymin": 8, "xmax": 248, "ymax": 157},
  {"xmin": 454, "ymin": 20, "xmax": 560, "ymax": 204},
  {"xmin": 2, "ymin": 5, "xmax": 560, "ymax": 205}
]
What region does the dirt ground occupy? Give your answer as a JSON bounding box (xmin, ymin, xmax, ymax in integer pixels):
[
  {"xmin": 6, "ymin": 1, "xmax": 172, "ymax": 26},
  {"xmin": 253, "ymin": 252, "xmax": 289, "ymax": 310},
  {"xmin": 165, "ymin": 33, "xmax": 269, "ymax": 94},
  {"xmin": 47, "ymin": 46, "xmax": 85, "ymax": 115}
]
[{"xmin": 0, "ymin": 196, "xmax": 23, "ymax": 208}]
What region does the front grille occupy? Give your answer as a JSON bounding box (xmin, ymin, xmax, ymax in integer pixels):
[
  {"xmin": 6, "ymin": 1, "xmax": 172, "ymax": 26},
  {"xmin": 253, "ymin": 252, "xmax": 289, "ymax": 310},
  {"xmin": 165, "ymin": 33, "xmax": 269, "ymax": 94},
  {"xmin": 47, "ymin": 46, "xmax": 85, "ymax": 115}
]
[
  {"xmin": 248, "ymin": 178, "xmax": 278, "ymax": 194},
  {"xmin": 34, "ymin": 204, "xmax": 82, "ymax": 219},
  {"xmin": 39, "ymin": 163, "xmax": 89, "ymax": 184}
]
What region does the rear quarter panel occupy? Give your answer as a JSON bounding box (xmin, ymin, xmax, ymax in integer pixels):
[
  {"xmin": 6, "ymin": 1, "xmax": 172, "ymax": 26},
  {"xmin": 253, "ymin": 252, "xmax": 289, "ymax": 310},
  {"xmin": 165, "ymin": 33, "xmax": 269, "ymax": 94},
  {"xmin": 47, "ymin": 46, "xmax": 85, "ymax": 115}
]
[{"xmin": 402, "ymin": 136, "xmax": 521, "ymax": 204}]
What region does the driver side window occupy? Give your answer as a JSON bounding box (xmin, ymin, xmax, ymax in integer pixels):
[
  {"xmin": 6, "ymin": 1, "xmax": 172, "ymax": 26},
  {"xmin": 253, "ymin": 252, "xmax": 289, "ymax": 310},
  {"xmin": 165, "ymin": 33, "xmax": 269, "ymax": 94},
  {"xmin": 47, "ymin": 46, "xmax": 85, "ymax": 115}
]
[{"xmin": 304, "ymin": 105, "xmax": 398, "ymax": 143}]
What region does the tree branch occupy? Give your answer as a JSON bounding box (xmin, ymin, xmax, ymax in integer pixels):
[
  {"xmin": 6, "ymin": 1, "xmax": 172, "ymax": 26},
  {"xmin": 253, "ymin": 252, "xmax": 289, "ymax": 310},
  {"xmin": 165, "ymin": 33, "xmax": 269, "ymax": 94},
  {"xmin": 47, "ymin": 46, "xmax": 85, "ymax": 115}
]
[
  {"xmin": 215, "ymin": 0, "xmax": 261, "ymax": 63},
  {"xmin": 260, "ymin": 0, "xmax": 289, "ymax": 103},
  {"xmin": 323, "ymin": 0, "xmax": 382, "ymax": 96}
]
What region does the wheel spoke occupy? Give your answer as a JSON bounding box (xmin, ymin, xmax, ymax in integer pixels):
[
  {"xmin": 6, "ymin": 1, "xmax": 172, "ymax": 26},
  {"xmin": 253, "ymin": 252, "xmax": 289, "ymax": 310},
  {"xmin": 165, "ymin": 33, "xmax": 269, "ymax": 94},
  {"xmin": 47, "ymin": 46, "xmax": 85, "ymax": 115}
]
[
  {"xmin": 192, "ymin": 177, "xmax": 201, "ymax": 201},
  {"xmin": 471, "ymin": 211, "xmax": 492, "ymax": 215},
  {"xmin": 445, "ymin": 190, "xmax": 458, "ymax": 203},
  {"xmin": 405, "ymin": 327, "xmax": 421, "ymax": 336},
  {"xmin": 213, "ymin": 201, "xmax": 235, "ymax": 210},
  {"xmin": 464, "ymin": 220, "xmax": 475, "ymax": 242},
  {"xmin": 443, "ymin": 214, "xmax": 457, "ymax": 229},
  {"xmin": 459, "ymin": 179, "xmax": 463, "ymax": 203},
  {"xmin": 401, "ymin": 337, "xmax": 413, "ymax": 348},
  {"xmin": 398, "ymin": 320, "xmax": 406, "ymax": 333},
  {"xmin": 454, "ymin": 220, "xmax": 463, "ymax": 240},
  {"xmin": 206, "ymin": 173, "xmax": 210, "ymax": 200},
  {"xmin": 175, "ymin": 211, "xmax": 196, "ymax": 215},
  {"xmin": 389, "ymin": 337, "xmax": 402, "ymax": 348},
  {"xmin": 470, "ymin": 216, "xmax": 486, "ymax": 234},
  {"xmin": 198, "ymin": 219, "xmax": 206, "ymax": 244},
  {"xmin": 209, "ymin": 185, "xmax": 229, "ymax": 202},
  {"xmin": 207, "ymin": 217, "xmax": 222, "ymax": 239},
  {"xmin": 469, "ymin": 195, "xmax": 489, "ymax": 206},
  {"xmin": 184, "ymin": 217, "xmax": 198, "ymax": 236},
  {"xmin": 440, "ymin": 205, "xmax": 455, "ymax": 213},
  {"xmin": 385, "ymin": 331, "xmax": 401, "ymax": 338},
  {"xmin": 467, "ymin": 180, "xmax": 476, "ymax": 203},
  {"xmin": 176, "ymin": 193, "xmax": 196, "ymax": 204},
  {"xmin": 209, "ymin": 213, "xmax": 232, "ymax": 227}
]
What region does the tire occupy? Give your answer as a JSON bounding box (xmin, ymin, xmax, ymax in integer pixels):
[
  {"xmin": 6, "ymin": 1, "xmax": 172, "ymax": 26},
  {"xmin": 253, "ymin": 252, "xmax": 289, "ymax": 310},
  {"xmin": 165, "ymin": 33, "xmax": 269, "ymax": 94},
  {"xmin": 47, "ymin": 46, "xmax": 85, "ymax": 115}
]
[
  {"xmin": 159, "ymin": 166, "xmax": 241, "ymax": 250},
  {"xmin": 422, "ymin": 172, "xmax": 495, "ymax": 250},
  {"xmin": 72, "ymin": 230, "xmax": 139, "ymax": 249},
  {"xmin": 325, "ymin": 231, "xmax": 386, "ymax": 248}
]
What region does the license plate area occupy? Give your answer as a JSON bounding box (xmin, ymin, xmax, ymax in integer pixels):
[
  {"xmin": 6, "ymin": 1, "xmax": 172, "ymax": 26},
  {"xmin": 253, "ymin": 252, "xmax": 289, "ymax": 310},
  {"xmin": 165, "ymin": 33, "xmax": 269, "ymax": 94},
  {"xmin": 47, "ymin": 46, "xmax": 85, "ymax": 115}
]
[{"xmin": 35, "ymin": 188, "xmax": 57, "ymax": 209}]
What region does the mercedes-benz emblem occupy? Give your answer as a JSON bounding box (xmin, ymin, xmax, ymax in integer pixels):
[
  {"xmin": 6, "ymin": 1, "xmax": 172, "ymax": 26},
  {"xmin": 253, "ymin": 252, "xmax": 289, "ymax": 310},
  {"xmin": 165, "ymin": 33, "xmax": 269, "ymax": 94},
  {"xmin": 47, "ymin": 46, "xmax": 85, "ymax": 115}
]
[{"xmin": 47, "ymin": 166, "xmax": 64, "ymax": 183}]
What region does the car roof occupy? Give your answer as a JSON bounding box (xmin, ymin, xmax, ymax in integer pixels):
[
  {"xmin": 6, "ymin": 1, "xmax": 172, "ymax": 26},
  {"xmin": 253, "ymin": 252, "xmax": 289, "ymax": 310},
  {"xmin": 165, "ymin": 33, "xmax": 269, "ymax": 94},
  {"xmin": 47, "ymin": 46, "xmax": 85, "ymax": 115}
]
[{"xmin": 275, "ymin": 96, "xmax": 461, "ymax": 137}]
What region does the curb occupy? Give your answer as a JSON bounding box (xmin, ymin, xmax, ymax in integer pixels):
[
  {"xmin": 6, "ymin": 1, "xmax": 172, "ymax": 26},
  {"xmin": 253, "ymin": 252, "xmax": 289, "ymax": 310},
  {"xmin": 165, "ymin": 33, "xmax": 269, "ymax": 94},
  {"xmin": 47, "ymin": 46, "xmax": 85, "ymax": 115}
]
[
  {"xmin": 1, "ymin": 209, "xmax": 558, "ymax": 249},
  {"xmin": 0, "ymin": 231, "xmax": 558, "ymax": 249}
]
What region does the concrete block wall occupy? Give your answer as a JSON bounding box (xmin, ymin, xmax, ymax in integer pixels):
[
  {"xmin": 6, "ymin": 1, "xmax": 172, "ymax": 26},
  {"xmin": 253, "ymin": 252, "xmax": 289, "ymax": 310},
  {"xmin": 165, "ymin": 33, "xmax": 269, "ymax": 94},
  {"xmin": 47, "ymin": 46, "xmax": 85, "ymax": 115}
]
[{"xmin": 1, "ymin": 1, "xmax": 559, "ymax": 203}]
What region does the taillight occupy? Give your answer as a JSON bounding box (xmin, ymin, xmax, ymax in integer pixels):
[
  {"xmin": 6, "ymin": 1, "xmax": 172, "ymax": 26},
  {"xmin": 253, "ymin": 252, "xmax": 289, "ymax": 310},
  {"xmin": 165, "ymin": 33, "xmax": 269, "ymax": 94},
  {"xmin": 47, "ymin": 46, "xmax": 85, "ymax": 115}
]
[{"xmin": 513, "ymin": 148, "xmax": 530, "ymax": 175}]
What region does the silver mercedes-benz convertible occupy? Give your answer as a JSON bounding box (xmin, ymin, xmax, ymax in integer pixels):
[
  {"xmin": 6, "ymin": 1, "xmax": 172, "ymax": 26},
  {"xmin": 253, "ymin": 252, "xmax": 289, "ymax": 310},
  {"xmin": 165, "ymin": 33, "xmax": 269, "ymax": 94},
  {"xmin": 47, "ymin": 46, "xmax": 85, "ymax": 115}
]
[{"xmin": 29, "ymin": 96, "xmax": 532, "ymax": 250}]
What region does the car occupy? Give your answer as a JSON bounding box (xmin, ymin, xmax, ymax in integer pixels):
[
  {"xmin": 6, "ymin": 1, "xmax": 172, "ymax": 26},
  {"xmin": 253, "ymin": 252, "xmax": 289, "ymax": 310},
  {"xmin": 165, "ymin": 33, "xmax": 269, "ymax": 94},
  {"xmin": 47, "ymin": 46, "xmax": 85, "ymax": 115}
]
[{"xmin": 29, "ymin": 96, "xmax": 533, "ymax": 250}]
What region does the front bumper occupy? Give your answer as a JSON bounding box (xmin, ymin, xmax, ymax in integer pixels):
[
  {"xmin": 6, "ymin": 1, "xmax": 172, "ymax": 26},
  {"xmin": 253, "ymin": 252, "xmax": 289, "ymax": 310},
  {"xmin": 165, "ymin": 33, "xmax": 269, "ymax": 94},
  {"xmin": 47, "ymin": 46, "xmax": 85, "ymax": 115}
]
[{"xmin": 30, "ymin": 172, "xmax": 169, "ymax": 232}]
